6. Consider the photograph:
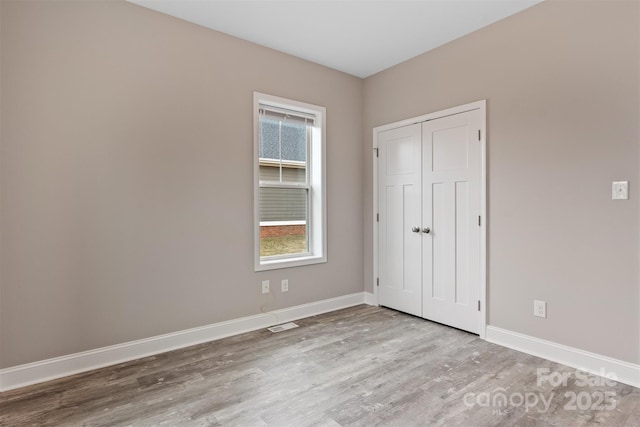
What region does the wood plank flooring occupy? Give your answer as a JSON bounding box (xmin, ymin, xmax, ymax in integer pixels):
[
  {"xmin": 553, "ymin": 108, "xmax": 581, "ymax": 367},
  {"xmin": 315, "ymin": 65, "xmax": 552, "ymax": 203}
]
[{"xmin": 1, "ymin": 305, "xmax": 639, "ymax": 426}]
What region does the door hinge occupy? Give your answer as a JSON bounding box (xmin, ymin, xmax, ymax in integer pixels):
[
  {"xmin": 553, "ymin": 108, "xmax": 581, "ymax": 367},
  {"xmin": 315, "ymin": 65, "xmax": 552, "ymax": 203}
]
[
  {"xmin": 478, "ymin": 130, "xmax": 481, "ymax": 141},
  {"xmin": 376, "ymin": 213, "xmax": 379, "ymax": 222},
  {"xmin": 478, "ymin": 300, "xmax": 481, "ymax": 311},
  {"xmin": 376, "ymin": 278, "xmax": 380, "ymax": 287},
  {"xmin": 374, "ymin": 147, "xmax": 379, "ymax": 158},
  {"xmin": 478, "ymin": 216, "xmax": 481, "ymax": 226}
]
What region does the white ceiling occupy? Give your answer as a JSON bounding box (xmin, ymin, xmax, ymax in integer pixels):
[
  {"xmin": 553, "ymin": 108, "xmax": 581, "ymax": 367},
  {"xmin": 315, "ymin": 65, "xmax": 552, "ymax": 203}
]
[{"xmin": 129, "ymin": 0, "xmax": 542, "ymax": 78}]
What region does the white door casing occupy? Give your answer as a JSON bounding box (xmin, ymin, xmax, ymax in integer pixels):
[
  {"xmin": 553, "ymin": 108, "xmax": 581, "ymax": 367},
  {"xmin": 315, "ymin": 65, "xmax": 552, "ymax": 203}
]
[{"xmin": 374, "ymin": 101, "xmax": 486, "ymax": 336}]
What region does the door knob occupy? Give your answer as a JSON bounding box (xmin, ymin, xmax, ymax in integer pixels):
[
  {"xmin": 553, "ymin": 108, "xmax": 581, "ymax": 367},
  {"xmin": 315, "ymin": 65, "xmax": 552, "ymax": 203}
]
[
  {"xmin": 411, "ymin": 226, "xmax": 420, "ymax": 233},
  {"xmin": 422, "ymin": 227, "xmax": 431, "ymax": 234}
]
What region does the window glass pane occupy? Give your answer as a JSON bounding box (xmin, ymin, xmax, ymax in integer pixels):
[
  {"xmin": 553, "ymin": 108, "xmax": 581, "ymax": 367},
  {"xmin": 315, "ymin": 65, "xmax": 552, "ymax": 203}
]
[
  {"xmin": 258, "ymin": 117, "xmax": 279, "ymax": 160},
  {"xmin": 259, "ymin": 116, "xmax": 307, "ymax": 184},
  {"xmin": 259, "ymin": 187, "xmax": 308, "ymax": 257},
  {"xmin": 258, "ymin": 164, "xmax": 305, "ymax": 184},
  {"xmin": 280, "ymin": 121, "xmax": 306, "ymax": 163}
]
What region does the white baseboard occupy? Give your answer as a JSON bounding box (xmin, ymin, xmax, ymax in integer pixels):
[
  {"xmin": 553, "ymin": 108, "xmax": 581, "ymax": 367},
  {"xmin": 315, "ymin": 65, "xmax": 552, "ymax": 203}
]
[
  {"xmin": 486, "ymin": 326, "xmax": 640, "ymax": 389},
  {"xmin": 0, "ymin": 292, "xmax": 367, "ymax": 392},
  {"xmin": 364, "ymin": 291, "xmax": 376, "ymax": 306}
]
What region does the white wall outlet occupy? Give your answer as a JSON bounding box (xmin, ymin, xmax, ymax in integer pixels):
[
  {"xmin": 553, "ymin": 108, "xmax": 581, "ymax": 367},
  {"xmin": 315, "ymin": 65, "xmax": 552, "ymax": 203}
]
[
  {"xmin": 261, "ymin": 280, "xmax": 270, "ymax": 294},
  {"xmin": 612, "ymin": 181, "xmax": 628, "ymax": 200},
  {"xmin": 534, "ymin": 300, "xmax": 546, "ymax": 318},
  {"xmin": 281, "ymin": 279, "xmax": 289, "ymax": 292}
]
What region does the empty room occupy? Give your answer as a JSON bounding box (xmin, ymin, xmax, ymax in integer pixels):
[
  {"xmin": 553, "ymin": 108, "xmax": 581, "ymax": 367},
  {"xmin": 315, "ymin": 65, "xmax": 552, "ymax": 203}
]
[{"xmin": 1, "ymin": 0, "xmax": 639, "ymax": 425}]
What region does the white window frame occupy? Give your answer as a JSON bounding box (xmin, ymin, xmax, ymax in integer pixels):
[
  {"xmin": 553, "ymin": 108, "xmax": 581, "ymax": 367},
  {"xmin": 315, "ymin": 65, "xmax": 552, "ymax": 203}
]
[{"xmin": 254, "ymin": 92, "xmax": 327, "ymax": 271}]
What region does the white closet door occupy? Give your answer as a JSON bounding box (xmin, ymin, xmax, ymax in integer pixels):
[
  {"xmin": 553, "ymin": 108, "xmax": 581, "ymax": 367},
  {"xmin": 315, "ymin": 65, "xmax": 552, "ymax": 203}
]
[
  {"xmin": 422, "ymin": 110, "xmax": 481, "ymax": 334},
  {"xmin": 377, "ymin": 123, "xmax": 422, "ymax": 317}
]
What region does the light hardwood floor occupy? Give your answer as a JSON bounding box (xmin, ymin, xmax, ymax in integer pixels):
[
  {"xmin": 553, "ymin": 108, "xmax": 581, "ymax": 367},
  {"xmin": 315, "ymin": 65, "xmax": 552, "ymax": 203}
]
[{"xmin": 1, "ymin": 305, "xmax": 639, "ymax": 426}]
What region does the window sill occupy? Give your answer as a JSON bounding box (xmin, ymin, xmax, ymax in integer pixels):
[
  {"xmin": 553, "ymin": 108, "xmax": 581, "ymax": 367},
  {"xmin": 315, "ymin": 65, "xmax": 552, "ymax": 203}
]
[{"xmin": 255, "ymin": 254, "xmax": 327, "ymax": 271}]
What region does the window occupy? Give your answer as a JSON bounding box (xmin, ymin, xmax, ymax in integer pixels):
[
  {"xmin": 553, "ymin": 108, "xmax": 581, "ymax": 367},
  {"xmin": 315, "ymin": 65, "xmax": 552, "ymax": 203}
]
[{"xmin": 254, "ymin": 93, "xmax": 326, "ymax": 271}]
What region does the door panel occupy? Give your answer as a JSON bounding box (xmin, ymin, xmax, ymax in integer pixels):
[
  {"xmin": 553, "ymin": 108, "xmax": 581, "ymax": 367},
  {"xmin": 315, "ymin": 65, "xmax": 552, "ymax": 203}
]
[
  {"xmin": 422, "ymin": 110, "xmax": 481, "ymax": 334},
  {"xmin": 455, "ymin": 181, "xmax": 469, "ymax": 306},
  {"xmin": 430, "ymin": 182, "xmax": 445, "ymax": 300},
  {"xmin": 378, "ymin": 124, "xmax": 422, "ymax": 317},
  {"xmin": 432, "ymin": 125, "xmax": 469, "ymax": 171}
]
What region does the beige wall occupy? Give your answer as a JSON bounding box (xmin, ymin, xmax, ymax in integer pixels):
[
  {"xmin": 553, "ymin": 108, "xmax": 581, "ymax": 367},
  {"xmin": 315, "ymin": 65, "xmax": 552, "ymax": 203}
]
[
  {"xmin": 2, "ymin": 0, "xmax": 639, "ymax": 370},
  {"xmin": 363, "ymin": 0, "xmax": 640, "ymax": 364},
  {"xmin": 0, "ymin": 1, "xmax": 363, "ymax": 367}
]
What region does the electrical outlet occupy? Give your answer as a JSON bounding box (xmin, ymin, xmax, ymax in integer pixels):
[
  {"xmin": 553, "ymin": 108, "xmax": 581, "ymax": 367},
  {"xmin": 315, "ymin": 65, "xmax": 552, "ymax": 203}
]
[
  {"xmin": 534, "ymin": 300, "xmax": 546, "ymax": 318},
  {"xmin": 261, "ymin": 280, "xmax": 270, "ymax": 294},
  {"xmin": 281, "ymin": 279, "xmax": 289, "ymax": 292},
  {"xmin": 612, "ymin": 181, "xmax": 629, "ymax": 200}
]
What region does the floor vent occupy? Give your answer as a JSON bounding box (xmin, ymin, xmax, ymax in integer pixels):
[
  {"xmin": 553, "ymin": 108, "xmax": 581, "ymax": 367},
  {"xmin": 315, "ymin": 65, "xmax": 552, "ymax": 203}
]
[{"xmin": 268, "ymin": 322, "xmax": 299, "ymax": 333}]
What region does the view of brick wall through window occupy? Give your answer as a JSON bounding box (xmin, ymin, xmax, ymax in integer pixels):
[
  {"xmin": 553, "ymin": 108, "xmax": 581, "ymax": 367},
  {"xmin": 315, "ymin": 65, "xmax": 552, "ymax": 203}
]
[{"xmin": 260, "ymin": 224, "xmax": 306, "ymax": 238}]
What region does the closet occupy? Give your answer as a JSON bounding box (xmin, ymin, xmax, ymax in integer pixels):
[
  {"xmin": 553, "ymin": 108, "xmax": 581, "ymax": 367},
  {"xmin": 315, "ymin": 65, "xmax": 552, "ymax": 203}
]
[{"xmin": 375, "ymin": 102, "xmax": 485, "ymax": 334}]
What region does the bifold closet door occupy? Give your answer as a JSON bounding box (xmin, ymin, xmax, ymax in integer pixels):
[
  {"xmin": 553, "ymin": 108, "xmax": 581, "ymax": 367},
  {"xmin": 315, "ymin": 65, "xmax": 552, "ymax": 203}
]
[
  {"xmin": 377, "ymin": 123, "xmax": 422, "ymax": 317},
  {"xmin": 377, "ymin": 109, "xmax": 482, "ymax": 334},
  {"xmin": 422, "ymin": 110, "xmax": 481, "ymax": 334}
]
